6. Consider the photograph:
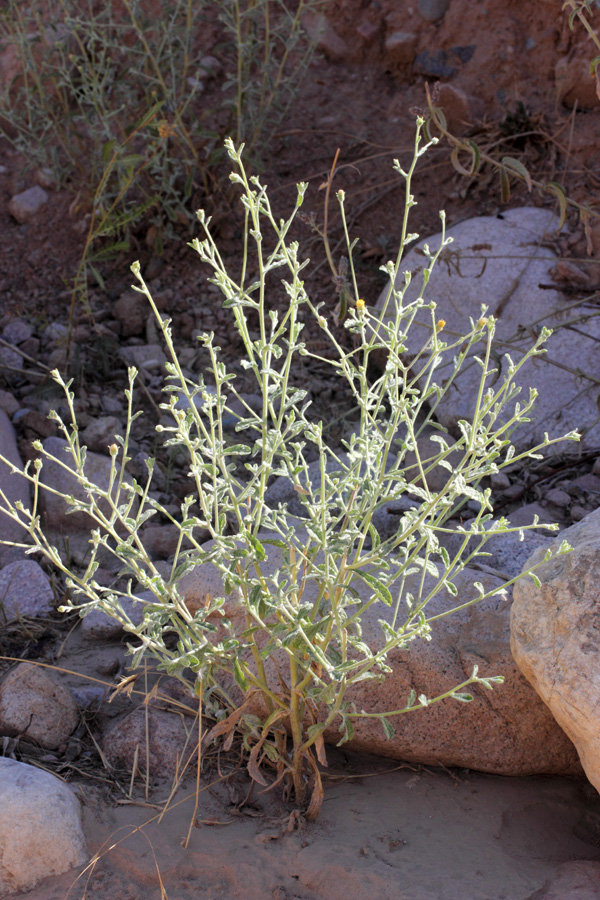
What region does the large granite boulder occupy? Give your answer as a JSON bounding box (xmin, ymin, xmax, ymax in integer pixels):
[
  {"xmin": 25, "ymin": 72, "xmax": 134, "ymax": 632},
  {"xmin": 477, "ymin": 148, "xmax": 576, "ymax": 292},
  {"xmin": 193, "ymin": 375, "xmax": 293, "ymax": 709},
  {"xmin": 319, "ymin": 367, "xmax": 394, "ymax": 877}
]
[
  {"xmin": 511, "ymin": 507, "xmax": 600, "ymax": 793},
  {"xmin": 375, "ymin": 207, "xmax": 600, "ymax": 451},
  {"xmin": 0, "ymin": 758, "xmax": 88, "ymax": 897}
]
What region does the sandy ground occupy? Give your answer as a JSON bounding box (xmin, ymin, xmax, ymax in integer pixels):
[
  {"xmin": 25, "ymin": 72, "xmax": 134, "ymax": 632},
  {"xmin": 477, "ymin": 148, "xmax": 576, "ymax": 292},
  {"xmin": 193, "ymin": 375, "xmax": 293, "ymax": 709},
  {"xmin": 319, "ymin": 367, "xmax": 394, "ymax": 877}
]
[{"xmin": 10, "ymin": 748, "xmax": 600, "ymax": 900}]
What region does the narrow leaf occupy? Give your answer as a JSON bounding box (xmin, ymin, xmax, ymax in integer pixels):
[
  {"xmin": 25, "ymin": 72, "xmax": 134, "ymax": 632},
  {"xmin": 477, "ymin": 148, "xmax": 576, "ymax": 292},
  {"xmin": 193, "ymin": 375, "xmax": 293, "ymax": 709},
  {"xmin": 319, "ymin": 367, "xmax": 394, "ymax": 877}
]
[
  {"xmin": 499, "ymin": 167, "xmax": 511, "ymax": 204},
  {"xmin": 501, "ymin": 156, "xmax": 532, "ymax": 192},
  {"xmin": 545, "ymin": 181, "xmax": 568, "ymax": 231}
]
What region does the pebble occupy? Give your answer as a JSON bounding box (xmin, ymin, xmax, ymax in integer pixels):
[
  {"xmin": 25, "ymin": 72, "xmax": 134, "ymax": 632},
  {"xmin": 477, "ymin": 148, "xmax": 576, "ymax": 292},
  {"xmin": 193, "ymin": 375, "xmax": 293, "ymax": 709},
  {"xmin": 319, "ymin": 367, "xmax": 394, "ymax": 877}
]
[
  {"xmin": 384, "ymin": 31, "xmax": 418, "ymax": 68},
  {"xmin": 2, "ymin": 320, "xmax": 33, "ymax": 344},
  {"xmin": 413, "ymin": 49, "xmax": 458, "ymax": 79},
  {"xmin": 0, "ymin": 559, "xmax": 54, "ymax": 621},
  {"xmin": 545, "ymin": 488, "xmax": 572, "ymax": 509},
  {"xmin": 81, "ymin": 415, "xmax": 122, "ymax": 454},
  {"xmin": 8, "ymin": 186, "xmax": 49, "ymax": 224},
  {"xmin": 417, "ymin": 0, "xmax": 450, "ymax": 21}
]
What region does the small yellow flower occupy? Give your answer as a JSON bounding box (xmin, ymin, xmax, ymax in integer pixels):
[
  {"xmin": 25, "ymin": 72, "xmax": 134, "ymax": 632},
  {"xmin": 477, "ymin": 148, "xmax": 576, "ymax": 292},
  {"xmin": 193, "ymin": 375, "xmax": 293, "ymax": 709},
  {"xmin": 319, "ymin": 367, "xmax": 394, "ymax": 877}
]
[
  {"xmin": 477, "ymin": 317, "xmax": 488, "ymax": 329},
  {"xmin": 356, "ymin": 298, "xmax": 366, "ymax": 311},
  {"xmin": 436, "ymin": 319, "xmax": 446, "ymax": 331},
  {"xmin": 158, "ymin": 120, "xmax": 177, "ymax": 140}
]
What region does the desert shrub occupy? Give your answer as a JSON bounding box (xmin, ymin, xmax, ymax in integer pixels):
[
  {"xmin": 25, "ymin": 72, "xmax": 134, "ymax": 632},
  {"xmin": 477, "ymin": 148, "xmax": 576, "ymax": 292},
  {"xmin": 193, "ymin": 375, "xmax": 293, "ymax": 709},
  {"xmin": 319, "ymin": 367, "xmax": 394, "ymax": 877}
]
[{"xmin": 0, "ymin": 122, "xmax": 576, "ymax": 817}]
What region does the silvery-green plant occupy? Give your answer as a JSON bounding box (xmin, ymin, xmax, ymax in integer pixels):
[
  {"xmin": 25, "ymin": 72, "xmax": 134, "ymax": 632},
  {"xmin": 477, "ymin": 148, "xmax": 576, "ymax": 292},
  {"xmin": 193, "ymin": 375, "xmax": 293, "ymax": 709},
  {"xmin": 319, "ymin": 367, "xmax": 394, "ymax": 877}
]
[{"xmin": 0, "ymin": 122, "xmax": 576, "ymax": 818}]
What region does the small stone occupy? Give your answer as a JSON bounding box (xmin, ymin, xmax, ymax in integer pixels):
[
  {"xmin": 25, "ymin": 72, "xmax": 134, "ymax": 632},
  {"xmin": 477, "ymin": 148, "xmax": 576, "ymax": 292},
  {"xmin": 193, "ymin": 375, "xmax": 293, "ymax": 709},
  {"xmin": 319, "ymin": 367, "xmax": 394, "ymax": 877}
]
[
  {"xmin": 8, "ymin": 186, "xmax": 49, "ymax": 224},
  {"xmin": 546, "ymin": 488, "xmax": 572, "ymax": 509},
  {"xmin": 413, "ymin": 49, "xmax": 457, "ymax": 79},
  {"xmin": 102, "ymin": 704, "xmax": 197, "ymax": 778},
  {"xmin": 0, "ymin": 389, "xmax": 19, "ymax": 417},
  {"xmin": 198, "ymin": 55, "xmax": 222, "ymax": 77},
  {"xmin": 101, "ymin": 395, "xmax": 124, "ymax": 415},
  {"xmin": 384, "ymin": 31, "xmax": 417, "ymax": 69},
  {"xmin": 120, "ymin": 343, "xmax": 166, "ymax": 371},
  {"xmin": 81, "ymin": 416, "xmax": 122, "ymax": 454},
  {"xmin": 0, "ymin": 559, "xmax": 54, "ymax": 621},
  {"xmin": 508, "ymin": 502, "xmax": 558, "ymax": 533},
  {"xmin": 79, "ymin": 592, "xmax": 151, "ymax": 640},
  {"xmin": 356, "ymin": 19, "xmax": 379, "ymax": 42},
  {"xmin": 436, "ymin": 83, "xmax": 484, "ymax": 134},
  {"xmin": 0, "ymin": 344, "xmax": 23, "ymax": 373},
  {"xmin": 113, "ymin": 289, "xmax": 147, "ymax": 337},
  {"xmin": 570, "ymin": 505, "xmax": 588, "ymax": 522},
  {"xmin": 490, "ymin": 471, "xmax": 511, "ymax": 491},
  {"xmin": 502, "ymin": 483, "xmax": 525, "ymax": 501},
  {"xmin": 44, "ymin": 322, "xmax": 68, "ymax": 343},
  {"xmin": 35, "ymin": 167, "xmax": 56, "ymax": 189},
  {"xmin": 417, "ymin": 0, "xmax": 450, "ymax": 22},
  {"xmin": 0, "ymin": 662, "xmax": 79, "ymax": 749},
  {"xmin": 95, "ymin": 653, "xmax": 121, "ymax": 677},
  {"xmin": 2, "ymin": 319, "xmax": 33, "ymax": 344},
  {"xmin": 0, "ymin": 758, "xmax": 88, "ymax": 896},
  {"xmin": 302, "ymin": 12, "xmax": 349, "ymax": 61}
]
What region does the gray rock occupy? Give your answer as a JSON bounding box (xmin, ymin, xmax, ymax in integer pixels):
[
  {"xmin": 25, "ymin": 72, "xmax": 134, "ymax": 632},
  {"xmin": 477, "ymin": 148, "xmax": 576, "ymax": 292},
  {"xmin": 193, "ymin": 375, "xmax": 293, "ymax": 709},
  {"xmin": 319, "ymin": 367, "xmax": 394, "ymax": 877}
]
[
  {"xmin": 0, "ymin": 390, "xmax": 19, "ymax": 417},
  {"xmin": 79, "ymin": 591, "xmax": 151, "ymax": 640},
  {"xmin": 2, "ymin": 319, "xmax": 33, "ymax": 344},
  {"xmin": 511, "ymin": 507, "xmax": 600, "ymax": 794},
  {"xmin": 0, "ymin": 409, "xmax": 31, "ymax": 564},
  {"xmin": 38, "ymin": 436, "xmax": 136, "ymax": 533},
  {"xmin": 0, "ymin": 758, "xmax": 88, "ymax": 897},
  {"xmin": 0, "ymin": 343, "xmax": 23, "ymax": 375},
  {"xmin": 0, "ymin": 662, "xmax": 79, "ymax": 749},
  {"xmin": 418, "ymin": 0, "xmax": 450, "ymax": 21},
  {"xmin": 8, "ymin": 185, "xmax": 49, "ymax": 224},
  {"xmin": 413, "ymin": 49, "xmax": 457, "ymax": 79},
  {"xmin": 81, "ymin": 415, "xmax": 122, "ymax": 454},
  {"xmin": 0, "ymin": 559, "xmax": 54, "ymax": 620},
  {"xmin": 375, "ymin": 208, "xmax": 600, "ymax": 451},
  {"xmin": 44, "ymin": 322, "xmax": 68, "ymax": 343},
  {"xmin": 120, "ymin": 343, "xmax": 166, "ymax": 372}
]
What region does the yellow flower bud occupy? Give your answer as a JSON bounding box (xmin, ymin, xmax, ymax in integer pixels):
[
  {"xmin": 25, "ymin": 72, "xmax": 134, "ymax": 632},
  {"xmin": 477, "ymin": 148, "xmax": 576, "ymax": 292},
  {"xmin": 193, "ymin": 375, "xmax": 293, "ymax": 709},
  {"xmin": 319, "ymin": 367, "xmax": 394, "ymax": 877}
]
[
  {"xmin": 436, "ymin": 319, "xmax": 446, "ymax": 331},
  {"xmin": 356, "ymin": 298, "xmax": 366, "ymax": 311}
]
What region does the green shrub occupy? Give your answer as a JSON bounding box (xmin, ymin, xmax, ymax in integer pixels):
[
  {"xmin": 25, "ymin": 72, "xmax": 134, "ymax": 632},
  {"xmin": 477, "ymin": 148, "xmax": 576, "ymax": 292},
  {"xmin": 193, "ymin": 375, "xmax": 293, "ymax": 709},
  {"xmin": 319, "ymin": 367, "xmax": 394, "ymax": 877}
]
[{"xmin": 0, "ymin": 122, "xmax": 576, "ymax": 818}]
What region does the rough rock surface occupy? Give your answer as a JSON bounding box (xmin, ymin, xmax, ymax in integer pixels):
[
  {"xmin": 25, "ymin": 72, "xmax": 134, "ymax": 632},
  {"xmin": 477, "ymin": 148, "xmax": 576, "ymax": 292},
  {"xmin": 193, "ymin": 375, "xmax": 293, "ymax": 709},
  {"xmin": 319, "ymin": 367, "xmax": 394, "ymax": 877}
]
[
  {"xmin": 0, "ymin": 757, "xmax": 87, "ymax": 897},
  {"xmin": 511, "ymin": 507, "xmax": 600, "ymax": 793},
  {"xmin": 0, "ymin": 409, "xmax": 31, "ymax": 564},
  {"xmin": 526, "ymin": 860, "xmax": 600, "ymax": 899},
  {"xmin": 79, "ymin": 590, "xmax": 151, "ymax": 640},
  {"xmin": 7, "ymin": 185, "xmax": 48, "ymax": 224},
  {"xmin": 0, "ymin": 558, "xmax": 54, "ymax": 620},
  {"xmin": 178, "ymin": 539, "xmax": 580, "ymax": 775},
  {"xmin": 102, "ymin": 704, "xmax": 197, "ymax": 779},
  {"xmin": 38, "ymin": 435, "xmax": 135, "ymax": 533},
  {"xmin": 0, "ymin": 662, "xmax": 79, "ymax": 749},
  {"xmin": 375, "ymin": 207, "xmax": 600, "ymax": 450}
]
